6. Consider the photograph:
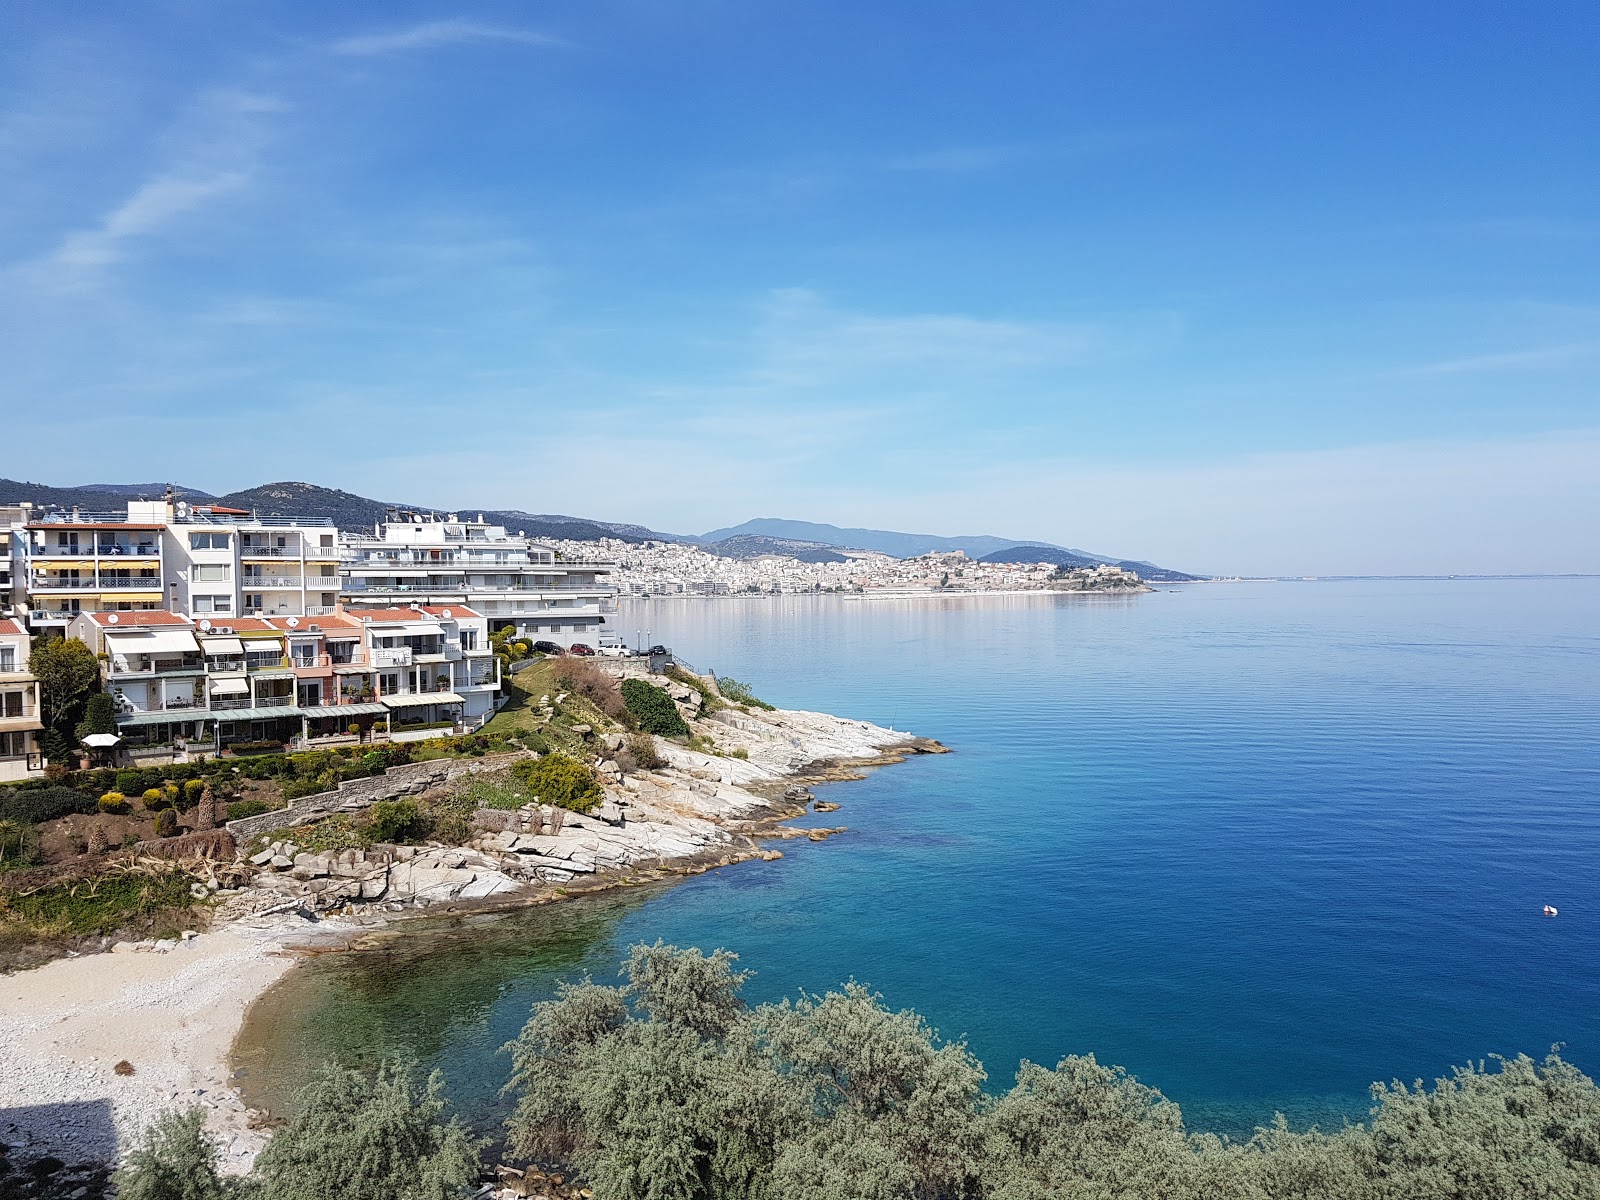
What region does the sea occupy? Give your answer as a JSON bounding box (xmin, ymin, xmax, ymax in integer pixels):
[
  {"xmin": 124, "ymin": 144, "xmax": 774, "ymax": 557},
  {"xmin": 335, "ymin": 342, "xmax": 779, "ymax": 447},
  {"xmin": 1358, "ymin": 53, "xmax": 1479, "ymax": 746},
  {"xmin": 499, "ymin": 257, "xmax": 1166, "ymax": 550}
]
[{"xmin": 232, "ymin": 579, "xmax": 1600, "ymax": 1140}]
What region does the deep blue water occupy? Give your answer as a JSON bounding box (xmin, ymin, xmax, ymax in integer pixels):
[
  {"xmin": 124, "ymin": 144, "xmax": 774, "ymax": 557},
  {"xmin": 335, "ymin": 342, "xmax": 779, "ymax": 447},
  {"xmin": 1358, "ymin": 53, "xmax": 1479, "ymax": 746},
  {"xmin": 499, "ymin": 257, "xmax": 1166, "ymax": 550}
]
[{"xmin": 234, "ymin": 580, "xmax": 1600, "ymax": 1138}]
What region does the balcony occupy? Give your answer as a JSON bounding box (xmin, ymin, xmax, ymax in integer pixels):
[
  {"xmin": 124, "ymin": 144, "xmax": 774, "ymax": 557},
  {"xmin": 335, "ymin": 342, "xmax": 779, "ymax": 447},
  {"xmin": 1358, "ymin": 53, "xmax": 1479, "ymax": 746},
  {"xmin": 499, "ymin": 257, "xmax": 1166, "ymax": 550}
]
[
  {"xmin": 242, "ymin": 575, "xmax": 303, "ymax": 588},
  {"xmin": 245, "ymin": 655, "xmax": 293, "ymax": 672},
  {"xmin": 240, "ymin": 546, "xmax": 294, "ymax": 558},
  {"xmin": 108, "ymin": 656, "xmax": 207, "ymax": 677},
  {"xmin": 29, "ymin": 576, "xmax": 161, "ymax": 591},
  {"xmin": 370, "ymin": 647, "xmax": 413, "ymax": 667}
]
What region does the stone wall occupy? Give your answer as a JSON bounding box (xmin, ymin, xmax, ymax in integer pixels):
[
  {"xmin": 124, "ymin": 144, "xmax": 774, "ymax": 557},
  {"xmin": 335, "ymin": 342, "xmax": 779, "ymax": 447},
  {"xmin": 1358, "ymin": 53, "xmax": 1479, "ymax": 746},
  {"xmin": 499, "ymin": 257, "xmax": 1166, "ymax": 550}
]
[{"xmin": 225, "ymin": 751, "xmax": 532, "ymax": 841}]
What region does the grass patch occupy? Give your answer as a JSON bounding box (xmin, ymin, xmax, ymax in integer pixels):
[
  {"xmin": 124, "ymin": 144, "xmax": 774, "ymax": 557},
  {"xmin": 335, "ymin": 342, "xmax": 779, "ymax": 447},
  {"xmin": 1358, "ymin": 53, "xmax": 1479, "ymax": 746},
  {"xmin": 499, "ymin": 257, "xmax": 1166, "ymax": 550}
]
[{"xmin": 0, "ymin": 862, "xmax": 199, "ymax": 966}]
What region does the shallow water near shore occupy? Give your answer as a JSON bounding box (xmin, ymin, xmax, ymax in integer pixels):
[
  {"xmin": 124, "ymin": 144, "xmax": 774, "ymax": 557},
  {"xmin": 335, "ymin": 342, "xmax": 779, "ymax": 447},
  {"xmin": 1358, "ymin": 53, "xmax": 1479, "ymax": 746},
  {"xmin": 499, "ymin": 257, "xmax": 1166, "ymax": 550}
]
[{"xmin": 234, "ymin": 579, "xmax": 1600, "ymax": 1139}]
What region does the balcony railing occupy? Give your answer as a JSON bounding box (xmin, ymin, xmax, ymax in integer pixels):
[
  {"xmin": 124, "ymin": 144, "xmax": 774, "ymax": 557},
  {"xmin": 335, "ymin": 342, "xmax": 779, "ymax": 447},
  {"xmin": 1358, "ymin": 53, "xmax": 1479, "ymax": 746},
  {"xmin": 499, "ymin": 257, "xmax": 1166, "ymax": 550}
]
[
  {"xmin": 246, "ymin": 655, "xmax": 293, "ymax": 671},
  {"xmin": 0, "ymin": 703, "xmax": 39, "ymax": 719},
  {"xmin": 109, "ymin": 656, "xmax": 206, "ymax": 676},
  {"xmin": 29, "ymin": 577, "xmax": 161, "ymax": 590},
  {"xmin": 370, "ymin": 647, "xmax": 413, "ymax": 667},
  {"xmin": 240, "ymin": 546, "xmax": 294, "ymax": 557},
  {"xmin": 242, "ymin": 575, "xmax": 303, "ymax": 587}
]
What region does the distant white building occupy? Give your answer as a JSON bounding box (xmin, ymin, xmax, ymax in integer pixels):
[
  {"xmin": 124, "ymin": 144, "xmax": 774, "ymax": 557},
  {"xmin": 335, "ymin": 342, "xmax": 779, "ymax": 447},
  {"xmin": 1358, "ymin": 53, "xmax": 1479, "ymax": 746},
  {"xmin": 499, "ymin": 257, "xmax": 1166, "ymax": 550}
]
[{"xmin": 339, "ymin": 511, "xmax": 618, "ymax": 650}]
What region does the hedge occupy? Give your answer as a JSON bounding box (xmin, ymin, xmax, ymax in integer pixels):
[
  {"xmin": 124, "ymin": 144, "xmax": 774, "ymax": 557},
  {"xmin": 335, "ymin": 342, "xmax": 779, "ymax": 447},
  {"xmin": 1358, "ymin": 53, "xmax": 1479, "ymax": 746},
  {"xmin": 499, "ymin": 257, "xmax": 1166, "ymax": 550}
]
[{"xmin": 0, "ymin": 786, "xmax": 98, "ymax": 825}]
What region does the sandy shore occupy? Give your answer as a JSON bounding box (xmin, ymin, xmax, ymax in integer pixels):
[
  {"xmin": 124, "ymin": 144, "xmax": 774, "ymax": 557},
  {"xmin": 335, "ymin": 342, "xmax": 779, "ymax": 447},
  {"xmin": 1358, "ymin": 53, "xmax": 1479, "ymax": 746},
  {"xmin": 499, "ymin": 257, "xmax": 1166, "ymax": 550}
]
[{"xmin": 0, "ymin": 917, "xmax": 324, "ymax": 1173}]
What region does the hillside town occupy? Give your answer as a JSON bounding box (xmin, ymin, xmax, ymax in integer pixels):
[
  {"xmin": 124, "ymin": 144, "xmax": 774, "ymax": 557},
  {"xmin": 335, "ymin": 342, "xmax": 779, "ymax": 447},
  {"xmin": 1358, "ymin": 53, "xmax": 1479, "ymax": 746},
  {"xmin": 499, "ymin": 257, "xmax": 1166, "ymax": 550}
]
[{"xmin": 552, "ymin": 536, "xmax": 1146, "ymax": 597}]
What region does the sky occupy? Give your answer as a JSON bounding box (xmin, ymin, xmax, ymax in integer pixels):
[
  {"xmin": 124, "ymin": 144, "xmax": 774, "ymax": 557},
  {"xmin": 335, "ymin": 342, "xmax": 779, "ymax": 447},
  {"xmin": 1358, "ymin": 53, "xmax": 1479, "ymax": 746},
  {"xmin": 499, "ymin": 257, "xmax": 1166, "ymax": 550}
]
[{"xmin": 1, "ymin": 2, "xmax": 1597, "ymax": 576}]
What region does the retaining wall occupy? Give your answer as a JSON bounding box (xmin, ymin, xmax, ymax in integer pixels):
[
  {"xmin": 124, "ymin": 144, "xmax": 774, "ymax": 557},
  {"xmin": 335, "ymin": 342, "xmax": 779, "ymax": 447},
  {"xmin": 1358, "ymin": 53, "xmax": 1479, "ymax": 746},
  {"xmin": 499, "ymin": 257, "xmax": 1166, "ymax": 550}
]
[{"xmin": 225, "ymin": 750, "xmax": 532, "ymax": 841}]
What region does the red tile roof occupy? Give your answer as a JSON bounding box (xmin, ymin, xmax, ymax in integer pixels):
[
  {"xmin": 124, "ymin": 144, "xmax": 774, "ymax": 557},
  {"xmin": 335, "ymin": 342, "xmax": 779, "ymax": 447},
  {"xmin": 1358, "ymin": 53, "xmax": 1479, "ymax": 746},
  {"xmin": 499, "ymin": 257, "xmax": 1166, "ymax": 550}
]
[
  {"xmin": 85, "ymin": 610, "xmax": 190, "ymax": 628},
  {"xmin": 0, "ymin": 618, "xmax": 26, "ymax": 637},
  {"xmin": 419, "ymin": 604, "xmax": 482, "ymax": 619},
  {"xmin": 343, "ymin": 606, "xmax": 449, "ymax": 624}
]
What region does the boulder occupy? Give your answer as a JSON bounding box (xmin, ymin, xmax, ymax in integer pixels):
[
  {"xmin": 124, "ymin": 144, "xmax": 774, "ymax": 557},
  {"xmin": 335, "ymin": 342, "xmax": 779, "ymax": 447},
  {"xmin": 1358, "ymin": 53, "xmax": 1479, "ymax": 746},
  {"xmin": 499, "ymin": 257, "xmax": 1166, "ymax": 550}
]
[
  {"xmin": 458, "ymin": 874, "xmax": 521, "ymax": 900},
  {"xmin": 249, "ymin": 849, "xmax": 275, "ymax": 866},
  {"xmin": 472, "ymin": 809, "xmax": 519, "ymax": 833}
]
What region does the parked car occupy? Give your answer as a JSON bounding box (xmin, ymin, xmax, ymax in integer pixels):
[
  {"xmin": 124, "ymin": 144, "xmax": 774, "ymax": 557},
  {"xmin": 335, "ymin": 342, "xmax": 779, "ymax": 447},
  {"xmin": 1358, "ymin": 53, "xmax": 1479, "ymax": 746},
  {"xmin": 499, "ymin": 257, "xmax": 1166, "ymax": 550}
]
[
  {"xmin": 647, "ymin": 644, "xmax": 670, "ymax": 657},
  {"xmin": 568, "ymin": 643, "xmax": 596, "ymax": 656},
  {"xmin": 599, "ymin": 645, "xmax": 630, "ymax": 657},
  {"xmin": 531, "ymin": 640, "xmax": 565, "ymax": 655}
]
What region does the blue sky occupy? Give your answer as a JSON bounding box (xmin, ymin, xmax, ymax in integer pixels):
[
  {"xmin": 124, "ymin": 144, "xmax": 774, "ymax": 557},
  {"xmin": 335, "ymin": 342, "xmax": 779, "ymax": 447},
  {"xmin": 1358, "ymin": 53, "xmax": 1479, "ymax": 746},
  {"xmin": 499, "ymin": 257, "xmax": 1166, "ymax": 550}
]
[{"xmin": 2, "ymin": 2, "xmax": 1596, "ymax": 575}]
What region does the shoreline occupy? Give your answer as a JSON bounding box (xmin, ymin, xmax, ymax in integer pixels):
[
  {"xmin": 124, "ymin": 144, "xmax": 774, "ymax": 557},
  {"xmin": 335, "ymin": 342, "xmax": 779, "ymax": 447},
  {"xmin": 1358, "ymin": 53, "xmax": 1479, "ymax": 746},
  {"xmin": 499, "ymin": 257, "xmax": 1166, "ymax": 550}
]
[{"xmin": 0, "ymin": 709, "xmax": 940, "ymax": 1175}]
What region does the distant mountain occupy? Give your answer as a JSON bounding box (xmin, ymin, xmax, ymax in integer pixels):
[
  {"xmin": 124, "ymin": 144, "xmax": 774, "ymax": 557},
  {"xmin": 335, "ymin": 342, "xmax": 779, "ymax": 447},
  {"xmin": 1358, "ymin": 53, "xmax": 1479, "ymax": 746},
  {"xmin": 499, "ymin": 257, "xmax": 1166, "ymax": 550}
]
[
  {"xmin": 697, "ymin": 518, "xmax": 1053, "ymax": 560},
  {"xmin": 78, "ymin": 482, "xmax": 217, "ymax": 500},
  {"xmin": 214, "ymin": 483, "xmax": 676, "ymax": 543},
  {"xmin": 703, "ymin": 535, "xmax": 849, "ymax": 563},
  {"xmin": 0, "ymin": 478, "xmax": 217, "ymax": 512},
  {"xmin": 977, "ymin": 545, "xmax": 1203, "ymax": 582}
]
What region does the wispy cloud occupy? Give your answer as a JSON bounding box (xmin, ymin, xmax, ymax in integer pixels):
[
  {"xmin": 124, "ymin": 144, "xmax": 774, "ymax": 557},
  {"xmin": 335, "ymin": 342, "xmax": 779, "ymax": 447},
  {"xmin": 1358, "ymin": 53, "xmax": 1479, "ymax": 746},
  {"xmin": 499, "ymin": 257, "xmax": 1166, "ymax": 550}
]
[
  {"xmin": 1395, "ymin": 342, "xmax": 1596, "ymax": 377},
  {"xmin": 330, "ymin": 20, "xmax": 563, "ymax": 56},
  {"xmin": 9, "ymin": 88, "xmax": 284, "ymax": 294}
]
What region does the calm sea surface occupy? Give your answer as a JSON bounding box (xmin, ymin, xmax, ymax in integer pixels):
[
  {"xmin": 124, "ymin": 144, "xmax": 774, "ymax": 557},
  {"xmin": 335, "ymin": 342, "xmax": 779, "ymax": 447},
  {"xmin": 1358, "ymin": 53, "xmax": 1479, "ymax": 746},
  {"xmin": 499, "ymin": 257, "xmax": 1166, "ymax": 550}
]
[{"xmin": 234, "ymin": 580, "xmax": 1600, "ymax": 1138}]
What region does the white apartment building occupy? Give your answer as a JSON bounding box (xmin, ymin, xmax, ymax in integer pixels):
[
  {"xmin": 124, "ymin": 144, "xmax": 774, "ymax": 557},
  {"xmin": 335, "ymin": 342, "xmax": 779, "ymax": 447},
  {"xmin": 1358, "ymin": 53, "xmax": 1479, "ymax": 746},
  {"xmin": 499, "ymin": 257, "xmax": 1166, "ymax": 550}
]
[
  {"xmin": 340, "ymin": 512, "xmax": 618, "ymax": 650},
  {"xmin": 0, "ymin": 618, "xmax": 43, "ymax": 781},
  {"xmin": 68, "ymin": 603, "xmax": 499, "ymax": 759},
  {"xmin": 20, "ymin": 496, "xmax": 337, "ymax": 633}
]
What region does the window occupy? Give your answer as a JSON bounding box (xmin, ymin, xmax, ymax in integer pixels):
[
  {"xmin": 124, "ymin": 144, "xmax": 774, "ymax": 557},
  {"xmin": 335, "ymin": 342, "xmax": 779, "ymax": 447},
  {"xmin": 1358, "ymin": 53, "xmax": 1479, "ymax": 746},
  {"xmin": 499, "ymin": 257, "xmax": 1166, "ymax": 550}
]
[
  {"xmin": 193, "ymin": 564, "xmax": 229, "ymax": 582},
  {"xmin": 321, "ymin": 593, "xmax": 336, "ymax": 607},
  {"xmin": 0, "ymin": 731, "xmax": 28, "ymax": 757},
  {"xmin": 189, "ymin": 532, "xmax": 230, "ymax": 550},
  {"xmin": 320, "ymin": 534, "xmax": 334, "ymax": 550},
  {"xmin": 194, "ymin": 595, "xmax": 234, "ymax": 614},
  {"xmin": 3, "ymin": 692, "xmax": 23, "ymax": 717},
  {"xmin": 0, "ymin": 648, "xmax": 14, "ymax": 672},
  {"xmin": 459, "ymin": 631, "xmax": 477, "ymax": 651}
]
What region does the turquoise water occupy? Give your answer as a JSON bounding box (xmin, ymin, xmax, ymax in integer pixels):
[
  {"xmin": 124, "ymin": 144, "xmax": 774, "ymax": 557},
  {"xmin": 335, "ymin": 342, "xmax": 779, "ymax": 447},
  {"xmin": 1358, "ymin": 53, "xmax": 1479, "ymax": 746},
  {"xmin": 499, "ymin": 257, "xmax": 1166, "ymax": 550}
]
[{"xmin": 234, "ymin": 580, "xmax": 1600, "ymax": 1138}]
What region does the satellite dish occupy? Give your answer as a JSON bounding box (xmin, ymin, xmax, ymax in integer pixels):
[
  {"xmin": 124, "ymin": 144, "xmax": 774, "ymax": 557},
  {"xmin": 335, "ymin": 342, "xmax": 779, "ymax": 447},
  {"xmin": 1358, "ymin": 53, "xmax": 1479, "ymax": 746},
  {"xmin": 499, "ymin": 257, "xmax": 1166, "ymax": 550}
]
[
  {"xmin": 107, "ymin": 613, "xmax": 118, "ymax": 624},
  {"xmin": 286, "ymin": 616, "xmax": 300, "ymax": 628},
  {"xmin": 441, "ymin": 609, "xmax": 452, "ymax": 618},
  {"xmin": 199, "ymin": 618, "xmax": 213, "ymax": 631}
]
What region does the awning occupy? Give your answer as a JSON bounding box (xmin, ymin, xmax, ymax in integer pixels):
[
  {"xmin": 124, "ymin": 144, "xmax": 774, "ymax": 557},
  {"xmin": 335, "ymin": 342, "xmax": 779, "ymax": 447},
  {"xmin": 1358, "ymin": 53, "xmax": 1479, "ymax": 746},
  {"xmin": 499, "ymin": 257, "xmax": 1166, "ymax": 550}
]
[
  {"xmin": 117, "ymin": 592, "xmax": 165, "ymax": 602},
  {"xmin": 104, "ymin": 628, "xmax": 199, "ymax": 655},
  {"xmin": 372, "ymin": 621, "xmax": 441, "ymax": 637},
  {"xmin": 211, "ymin": 706, "xmax": 306, "ymax": 723},
  {"xmin": 243, "ymin": 638, "xmax": 285, "ymax": 653},
  {"xmin": 382, "ymin": 692, "xmax": 465, "ymax": 708},
  {"xmin": 210, "ymin": 678, "xmax": 250, "ymax": 696},
  {"xmin": 301, "ymin": 702, "xmax": 388, "ymax": 719},
  {"xmin": 41, "ymin": 560, "xmax": 95, "ymax": 570},
  {"xmin": 200, "ymin": 636, "xmax": 245, "ymax": 656},
  {"xmin": 115, "ymin": 711, "xmax": 213, "ymax": 727}
]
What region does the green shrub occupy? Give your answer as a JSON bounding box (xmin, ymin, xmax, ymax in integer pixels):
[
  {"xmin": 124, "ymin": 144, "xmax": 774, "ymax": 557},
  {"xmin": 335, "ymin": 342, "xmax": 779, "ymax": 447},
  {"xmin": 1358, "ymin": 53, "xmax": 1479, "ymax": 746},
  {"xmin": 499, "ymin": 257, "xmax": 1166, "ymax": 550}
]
[
  {"xmin": 113, "ymin": 1107, "xmax": 228, "ymax": 1200},
  {"xmin": 76, "ymin": 692, "xmax": 118, "ymax": 739},
  {"xmin": 224, "ymin": 799, "xmax": 272, "ymax": 822},
  {"xmin": 182, "ymin": 779, "xmax": 206, "ymax": 809},
  {"xmin": 717, "ymin": 676, "xmax": 776, "ymax": 710},
  {"xmin": 365, "ymin": 798, "xmax": 431, "ymax": 845},
  {"xmin": 153, "ymin": 808, "xmax": 179, "ymax": 838},
  {"xmin": 281, "ymin": 778, "xmax": 332, "ymax": 800},
  {"xmin": 626, "ymin": 732, "xmax": 664, "ymax": 770},
  {"xmin": 0, "ymin": 785, "xmax": 98, "ymax": 825},
  {"xmin": 252, "ymin": 1061, "xmax": 479, "ymax": 1200},
  {"xmin": 227, "ymin": 740, "xmax": 284, "ymax": 756},
  {"xmin": 141, "ymin": 787, "xmax": 168, "ymax": 811},
  {"xmin": 510, "ymin": 753, "xmax": 603, "ymax": 813},
  {"xmin": 620, "ymin": 678, "xmax": 689, "ymax": 738},
  {"xmin": 99, "ymin": 791, "xmax": 129, "ymax": 815},
  {"xmin": 116, "ymin": 768, "xmax": 153, "ymax": 795}
]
